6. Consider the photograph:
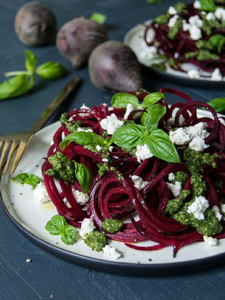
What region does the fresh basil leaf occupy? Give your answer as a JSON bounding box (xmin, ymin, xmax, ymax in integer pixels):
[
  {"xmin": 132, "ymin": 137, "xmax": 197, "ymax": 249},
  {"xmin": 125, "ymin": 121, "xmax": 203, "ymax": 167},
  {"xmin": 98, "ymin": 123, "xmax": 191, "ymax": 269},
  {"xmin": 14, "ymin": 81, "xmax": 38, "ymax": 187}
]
[
  {"xmin": 146, "ymin": 129, "xmax": 180, "ymax": 163},
  {"xmin": 74, "ymin": 161, "xmax": 93, "ymax": 193},
  {"xmin": 61, "ymin": 225, "xmax": 76, "ymax": 245},
  {"xmin": 25, "ymin": 50, "xmax": 36, "ymax": 74},
  {"xmin": 112, "ymin": 124, "xmax": 148, "ymax": 149},
  {"xmin": 111, "ymin": 93, "xmax": 139, "ymax": 108},
  {"xmin": 90, "ymin": 12, "xmax": 107, "ymax": 24},
  {"xmin": 0, "ymin": 74, "xmax": 33, "ymax": 100},
  {"xmin": 141, "ymin": 104, "xmax": 166, "ymax": 131},
  {"xmin": 12, "ymin": 173, "xmax": 40, "ymax": 189},
  {"xmin": 36, "ymin": 61, "xmax": 67, "ymax": 80},
  {"xmin": 60, "ymin": 132, "xmax": 108, "ymax": 150},
  {"xmin": 151, "ymin": 63, "xmax": 167, "ymax": 72},
  {"xmin": 209, "ymin": 34, "xmax": 225, "ymax": 53},
  {"xmin": 207, "ymin": 97, "xmax": 225, "ymax": 113},
  {"xmin": 45, "ymin": 215, "xmax": 67, "ymax": 235},
  {"xmin": 155, "ymin": 13, "xmax": 170, "ymax": 24},
  {"xmin": 141, "ymin": 92, "xmax": 165, "ymax": 108},
  {"xmin": 199, "ymin": 0, "xmax": 217, "ymax": 11}
]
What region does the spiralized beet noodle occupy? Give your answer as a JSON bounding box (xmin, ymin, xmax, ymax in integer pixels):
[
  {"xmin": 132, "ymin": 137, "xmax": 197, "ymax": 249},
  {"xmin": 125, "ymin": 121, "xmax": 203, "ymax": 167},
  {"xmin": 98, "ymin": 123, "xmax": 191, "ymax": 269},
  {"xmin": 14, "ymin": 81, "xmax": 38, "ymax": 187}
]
[
  {"xmin": 43, "ymin": 88, "xmax": 225, "ymax": 257},
  {"xmin": 143, "ymin": 1, "xmax": 225, "ymax": 77}
]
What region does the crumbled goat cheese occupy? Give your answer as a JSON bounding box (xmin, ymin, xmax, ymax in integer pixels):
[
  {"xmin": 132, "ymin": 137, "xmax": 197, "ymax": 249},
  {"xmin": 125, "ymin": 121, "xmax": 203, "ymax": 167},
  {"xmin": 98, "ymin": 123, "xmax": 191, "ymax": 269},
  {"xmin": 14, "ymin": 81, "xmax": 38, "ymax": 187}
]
[
  {"xmin": 212, "ymin": 205, "xmax": 223, "ymax": 221},
  {"xmin": 189, "ymin": 25, "xmax": 202, "ymax": 40},
  {"xmin": 33, "ymin": 182, "xmax": 51, "ymax": 204},
  {"xmin": 182, "ymin": 20, "xmax": 190, "ymax": 31},
  {"xmin": 215, "ymin": 7, "xmax": 225, "ymax": 21},
  {"xmin": 211, "ymin": 68, "xmax": 223, "ymax": 81},
  {"xmin": 77, "ymin": 127, "xmax": 93, "ymax": 132},
  {"xmin": 206, "ymin": 12, "xmax": 216, "ymax": 21},
  {"xmin": 131, "ymin": 175, "xmax": 149, "ymax": 190},
  {"xmin": 184, "ymin": 122, "xmax": 208, "ymax": 139},
  {"xmin": 166, "ymin": 181, "xmax": 182, "ymax": 197},
  {"xmin": 187, "ymin": 196, "xmax": 209, "ymax": 220},
  {"xmin": 124, "ymin": 103, "xmax": 143, "ymax": 120},
  {"xmin": 102, "ymin": 245, "xmax": 122, "ymax": 260},
  {"xmin": 168, "ymin": 173, "xmax": 175, "ymax": 181},
  {"xmin": 109, "ymin": 146, "xmax": 114, "ymax": 152},
  {"xmin": 79, "ymin": 218, "xmax": 95, "ymax": 239},
  {"xmin": 168, "ymin": 6, "xmax": 177, "ymax": 15},
  {"xmin": 189, "ymin": 15, "xmax": 203, "ymax": 27},
  {"xmin": 189, "ymin": 136, "xmax": 209, "ymax": 152},
  {"xmin": 203, "ymin": 236, "xmax": 218, "ymax": 246},
  {"xmin": 220, "ymin": 203, "xmax": 225, "ymax": 220},
  {"xmin": 168, "ymin": 15, "xmax": 179, "ymax": 27},
  {"xmin": 96, "ymin": 145, "xmax": 102, "ymax": 151},
  {"xmin": 100, "ymin": 113, "xmax": 124, "ymax": 135},
  {"xmin": 169, "ymin": 128, "xmax": 191, "ymax": 145},
  {"xmin": 135, "ymin": 144, "xmax": 153, "ymax": 163},
  {"xmin": 102, "ymin": 158, "xmax": 109, "ymax": 162},
  {"xmin": 72, "ymin": 189, "xmax": 89, "ymax": 205},
  {"xmin": 193, "ymin": 0, "xmax": 201, "ymax": 9},
  {"xmin": 188, "ymin": 69, "xmax": 200, "ymax": 79}
]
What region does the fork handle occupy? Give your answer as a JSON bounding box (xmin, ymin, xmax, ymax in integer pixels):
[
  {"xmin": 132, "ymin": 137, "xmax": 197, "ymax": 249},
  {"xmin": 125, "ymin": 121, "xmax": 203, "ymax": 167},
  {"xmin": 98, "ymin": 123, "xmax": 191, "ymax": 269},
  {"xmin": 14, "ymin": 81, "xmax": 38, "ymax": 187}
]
[{"xmin": 29, "ymin": 77, "xmax": 81, "ymax": 133}]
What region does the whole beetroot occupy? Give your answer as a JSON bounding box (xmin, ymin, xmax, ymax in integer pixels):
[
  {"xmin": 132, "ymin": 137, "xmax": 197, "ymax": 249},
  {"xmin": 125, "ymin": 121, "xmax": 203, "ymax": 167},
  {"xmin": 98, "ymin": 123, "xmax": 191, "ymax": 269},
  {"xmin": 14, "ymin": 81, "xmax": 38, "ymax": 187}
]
[
  {"xmin": 88, "ymin": 41, "xmax": 142, "ymax": 93},
  {"xmin": 15, "ymin": 2, "xmax": 56, "ymax": 46},
  {"xmin": 56, "ymin": 17, "xmax": 108, "ymax": 69}
]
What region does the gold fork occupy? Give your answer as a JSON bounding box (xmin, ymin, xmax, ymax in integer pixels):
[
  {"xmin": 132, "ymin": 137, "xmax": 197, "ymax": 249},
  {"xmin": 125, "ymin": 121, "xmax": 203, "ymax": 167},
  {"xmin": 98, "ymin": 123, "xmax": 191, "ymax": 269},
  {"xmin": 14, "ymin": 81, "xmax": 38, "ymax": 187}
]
[{"xmin": 0, "ymin": 77, "xmax": 81, "ymax": 176}]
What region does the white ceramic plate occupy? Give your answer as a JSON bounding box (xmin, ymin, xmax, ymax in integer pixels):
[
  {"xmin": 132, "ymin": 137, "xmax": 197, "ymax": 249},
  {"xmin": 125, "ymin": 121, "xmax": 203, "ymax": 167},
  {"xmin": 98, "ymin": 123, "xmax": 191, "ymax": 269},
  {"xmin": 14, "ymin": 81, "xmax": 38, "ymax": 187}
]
[
  {"xmin": 123, "ymin": 22, "xmax": 225, "ymax": 88},
  {"xmin": 1, "ymin": 113, "xmax": 225, "ymax": 276}
]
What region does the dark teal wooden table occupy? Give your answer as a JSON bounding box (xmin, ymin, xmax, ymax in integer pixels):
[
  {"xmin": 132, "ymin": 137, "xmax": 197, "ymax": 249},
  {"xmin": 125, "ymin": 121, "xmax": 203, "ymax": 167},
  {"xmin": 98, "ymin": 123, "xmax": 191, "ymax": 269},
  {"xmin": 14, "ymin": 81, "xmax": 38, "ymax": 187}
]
[{"xmin": 1, "ymin": 0, "xmax": 225, "ymax": 299}]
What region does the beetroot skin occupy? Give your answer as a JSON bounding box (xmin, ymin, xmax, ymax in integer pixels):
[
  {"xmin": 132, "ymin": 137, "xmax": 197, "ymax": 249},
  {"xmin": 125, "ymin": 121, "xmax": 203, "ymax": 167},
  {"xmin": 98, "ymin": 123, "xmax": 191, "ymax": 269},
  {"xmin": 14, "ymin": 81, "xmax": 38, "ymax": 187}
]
[
  {"xmin": 88, "ymin": 41, "xmax": 142, "ymax": 93},
  {"xmin": 56, "ymin": 17, "xmax": 108, "ymax": 69}
]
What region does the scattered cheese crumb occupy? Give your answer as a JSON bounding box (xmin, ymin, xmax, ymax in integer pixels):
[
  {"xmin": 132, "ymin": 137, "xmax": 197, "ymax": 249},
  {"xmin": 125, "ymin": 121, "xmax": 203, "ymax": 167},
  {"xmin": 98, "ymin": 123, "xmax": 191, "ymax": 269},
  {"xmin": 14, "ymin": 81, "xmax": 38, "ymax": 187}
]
[
  {"xmin": 212, "ymin": 205, "xmax": 223, "ymax": 221},
  {"xmin": 169, "ymin": 128, "xmax": 191, "ymax": 145},
  {"xmin": 168, "ymin": 15, "xmax": 179, "ymax": 28},
  {"xmin": 189, "ymin": 136, "xmax": 209, "ymax": 152},
  {"xmin": 79, "ymin": 218, "xmax": 95, "ymax": 239},
  {"xmin": 203, "ymin": 236, "xmax": 218, "ymax": 246},
  {"xmin": 130, "ymin": 175, "xmax": 149, "ymax": 190},
  {"xmin": 72, "ymin": 190, "xmax": 89, "ymax": 205},
  {"xmin": 211, "ymin": 68, "xmax": 223, "ymax": 81},
  {"xmin": 166, "ymin": 181, "xmax": 182, "ymax": 197},
  {"xmin": 188, "ymin": 69, "xmax": 200, "ymax": 79},
  {"xmin": 33, "ymin": 182, "xmax": 51, "ymax": 204},
  {"xmin": 100, "ymin": 114, "xmax": 124, "ymax": 135},
  {"xmin": 168, "ymin": 6, "xmax": 177, "ymax": 15},
  {"xmin": 102, "ymin": 245, "xmax": 122, "ymax": 260},
  {"xmin": 215, "ymin": 7, "xmax": 225, "ymax": 21},
  {"xmin": 135, "ymin": 144, "xmax": 153, "ymax": 163},
  {"xmin": 187, "ymin": 196, "xmax": 209, "ymax": 220}
]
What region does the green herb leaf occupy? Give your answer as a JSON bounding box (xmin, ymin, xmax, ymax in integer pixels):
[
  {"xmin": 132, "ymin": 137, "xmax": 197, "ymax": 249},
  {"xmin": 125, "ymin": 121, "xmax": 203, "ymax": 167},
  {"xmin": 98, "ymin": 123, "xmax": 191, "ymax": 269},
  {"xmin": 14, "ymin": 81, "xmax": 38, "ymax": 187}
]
[
  {"xmin": 61, "ymin": 225, "xmax": 76, "ymax": 245},
  {"xmin": 36, "ymin": 61, "xmax": 67, "ymax": 80},
  {"xmin": 90, "ymin": 12, "xmax": 107, "ymax": 24},
  {"xmin": 74, "ymin": 161, "xmax": 93, "ymax": 193},
  {"xmin": 199, "ymin": 0, "xmax": 217, "ymax": 12},
  {"xmin": 25, "ymin": 50, "xmax": 36, "ymax": 74},
  {"xmin": 60, "ymin": 132, "xmax": 108, "ymax": 150},
  {"xmin": 45, "ymin": 215, "xmax": 68, "ymax": 235},
  {"xmin": 151, "ymin": 63, "xmax": 167, "ymax": 72},
  {"xmin": 112, "ymin": 124, "xmax": 149, "ymax": 149},
  {"xmin": 146, "ymin": 0, "xmax": 164, "ymax": 4},
  {"xmin": 155, "ymin": 13, "xmax": 170, "ymax": 24},
  {"xmin": 209, "ymin": 34, "xmax": 225, "ymax": 54},
  {"xmin": 146, "ymin": 129, "xmax": 180, "ymax": 163},
  {"xmin": 207, "ymin": 97, "xmax": 225, "ymax": 113},
  {"xmin": 141, "ymin": 92, "xmax": 165, "ymax": 108},
  {"xmin": 0, "ymin": 74, "xmax": 33, "ymax": 100},
  {"xmin": 111, "ymin": 93, "xmax": 139, "ymax": 108},
  {"xmin": 12, "ymin": 173, "xmax": 40, "ymax": 189},
  {"xmin": 141, "ymin": 104, "xmax": 166, "ymax": 131}
]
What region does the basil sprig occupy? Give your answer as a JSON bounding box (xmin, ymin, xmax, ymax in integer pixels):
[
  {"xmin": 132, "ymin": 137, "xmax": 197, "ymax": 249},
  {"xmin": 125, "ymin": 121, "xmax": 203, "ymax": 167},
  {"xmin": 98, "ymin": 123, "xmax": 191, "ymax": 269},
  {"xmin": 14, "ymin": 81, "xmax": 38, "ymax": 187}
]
[
  {"xmin": 45, "ymin": 215, "xmax": 76, "ymax": 245},
  {"xmin": 199, "ymin": 0, "xmax": 217, "ymax": 12},
  {"xmin": 12, "ymin": 172, "xmax": 40, "ymax": 189},
  {"xmin": 0, "ymin": 50, "xmax": 67, "ymax": 100},
  {"xmin": 74, "ymin": 162, "xmax": 93, "ymax": 193},
  {"xmin": 209, "ymin": 35, "xmax": 225, "ymax": 54},
  {"xmin": 141, "ymin": 104, "xmax": 167, "ymax": 131},
  {"xmin": 207, "ymin": 97, "xmax": 225, "ymax": 113}
]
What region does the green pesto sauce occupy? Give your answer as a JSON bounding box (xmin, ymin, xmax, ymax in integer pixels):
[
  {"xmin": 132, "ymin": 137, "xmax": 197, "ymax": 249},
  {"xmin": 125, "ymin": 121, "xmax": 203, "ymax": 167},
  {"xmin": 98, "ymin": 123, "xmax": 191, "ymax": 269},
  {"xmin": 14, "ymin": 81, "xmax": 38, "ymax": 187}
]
[
  {"xmin": 168, "ymin": 17, "xmax": 183, "ymax": 40},
  {"xmin": 191, "ymin": 173, "xmax": 206, "ymax": 197},
  {"xmin": 155, "ymin": 13, "xmax": 170, "ymax": 24},
  {"xmin": 97, "ymin": 162, "xmax": 109, "ymax": 178},
  {"xmin": 173, "ymin": 203, "xmax": 223, "ymax": 237},
  {"xmin": 45, "ymin": 151, "xmax": 75, "ymax": 183},
  {"xmin": 164, "ymin": 190, "xmax": 191, "ymax": 216},
  {"xmin": 84, "ymin": 230, "xmax": 107, "ymax": 251},
  {"xmin": 101, "ymin": 219, "xmax": 123, "ymax": 233},
  {"xmin": 170, "ymin": 171, "xmax": 187, "ymax": 184},
  {"xmin": 60, "ymin": 112, "xmax": 83, "ymax": 133}
]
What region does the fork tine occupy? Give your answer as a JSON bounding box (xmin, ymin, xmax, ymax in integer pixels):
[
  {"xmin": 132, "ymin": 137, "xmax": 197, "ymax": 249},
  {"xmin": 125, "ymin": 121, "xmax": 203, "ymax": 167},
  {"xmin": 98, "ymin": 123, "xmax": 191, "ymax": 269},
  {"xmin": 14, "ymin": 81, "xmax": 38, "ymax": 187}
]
[
  {"xmin": 10, "ymin": 139, "xmax": 29, "ymax": 175},
  {"xmin": 0, "ymin": 141, "xmax": 11, "ymax": 171},
  {"xmin": 3, "ymin": 141, "xmax": 18, "ymax": 175}
]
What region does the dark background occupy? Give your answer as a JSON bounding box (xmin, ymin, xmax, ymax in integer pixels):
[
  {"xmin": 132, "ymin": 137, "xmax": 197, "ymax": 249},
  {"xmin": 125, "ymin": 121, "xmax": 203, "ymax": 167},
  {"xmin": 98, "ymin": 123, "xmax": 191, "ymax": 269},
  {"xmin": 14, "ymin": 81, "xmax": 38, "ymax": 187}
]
[{"xmin": 0, "ymin": 0, "xmax": 225, "ymax": 299}]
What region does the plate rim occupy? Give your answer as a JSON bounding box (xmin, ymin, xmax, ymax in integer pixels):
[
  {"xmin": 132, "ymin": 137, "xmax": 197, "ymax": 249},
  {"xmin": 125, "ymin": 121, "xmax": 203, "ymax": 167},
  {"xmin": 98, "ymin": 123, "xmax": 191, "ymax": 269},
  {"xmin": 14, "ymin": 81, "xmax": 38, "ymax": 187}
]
[
  {"xmin": 123, "ymin": 21, "xmax": 225, "ymax": 88},
  {"xmin": 1, "ymin": 113, "xmax": 225, "ymax": 277}
]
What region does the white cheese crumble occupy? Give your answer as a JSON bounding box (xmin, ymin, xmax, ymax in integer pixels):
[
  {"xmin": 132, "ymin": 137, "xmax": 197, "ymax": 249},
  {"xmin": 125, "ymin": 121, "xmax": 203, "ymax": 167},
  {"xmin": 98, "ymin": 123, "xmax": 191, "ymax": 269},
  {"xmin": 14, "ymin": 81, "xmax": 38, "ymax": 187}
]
[
  {"xmin": 220, "ymin": 203, "xmax": 225, "ymax": 220},
  {"xmin": 135, "ymin": 144, "xmax": 153, "ymax": 163},
  {"xmin": 189, "ymin": 25, "xmax": 202, "ymax": 40},
  {"xmin": 193, "ymin": 0, "xmax": 201, "ymax": 9},
  {"xmin": 100, "ymin": 113, "xmax": 124, "ymax": 135},
  {"xmin": 168, "ymin": 6, "xmax": 177, "ymax": 15},
  {"xmin": 33, "ymin": 182, "xmax": 51, "ymax": 204},
  {"xmin": 184, "ymin": 122, "xmax": 208, "ymax": 139},
  {"xmin": 166, "ymin": 181, "xmax": 182, "ymax": 197},
  {"xmin": 215, "ymin": 7, "xmax": 225, "ymax": 21},
  {"xmin": 189, "ymin": 15, "xmax": 203, "ymax": 27},
  {"xmin": 169, "ymin": 128, "xmax": 191, "ymax": 145},
  {"xmin": 96, "ymin": 145, "xmax": 102, "ymax": 151},
  {"xmin": 189, "ymin": 136, "xmax": 209, "ymax": 152},
  {"xmin": 212, "ymin": 205, "xmax": 223, "ymax": 221},
  {"xmin": 188, "ymin": 69, "xmax": 200, "ymax": 79},
  {"xmin": 168, "ymin": 173, "xmax": 175, "ymax": 181},
  {"xmin": 77, "ymin": 127, "xmax": 93, "ymax": 133},
  {"xmin": 102, "ymin": 158, "xmax": 109, "ymax": 162},
  {"xmin": 72, "ymin": 189, "xmax": 89, "ymax": 205},
  {"xmin": 130, "ymin": 175, "xmax": 149, "ymax": 190},
  {"xmin": 187, "ymin": 196, "xmax": 209, "ymax": 220},
  {"xmin": 206, "ymin": 12, "xmax": 216, "ymax": 21},
  {"xmin": 124, "ymin": 103, "xmax": 143, "ymax": 120},
  {"xmin": 168, "ymin": 15, "xmax": 179, "ymax": 27},
  {"xmin": 211, "ymin": 68, "xmax": 223, "ymax": 81},
  {"xmin": 102, "ymin": 245, "xmax": 122, "ymax": 260},
  {"xmin": 203, "ymin": 236, "xmax": 218, "ymax": 246},
  {"xmin": 79, "ymin": 218, "xmax": 95, "ymax": 239}
]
